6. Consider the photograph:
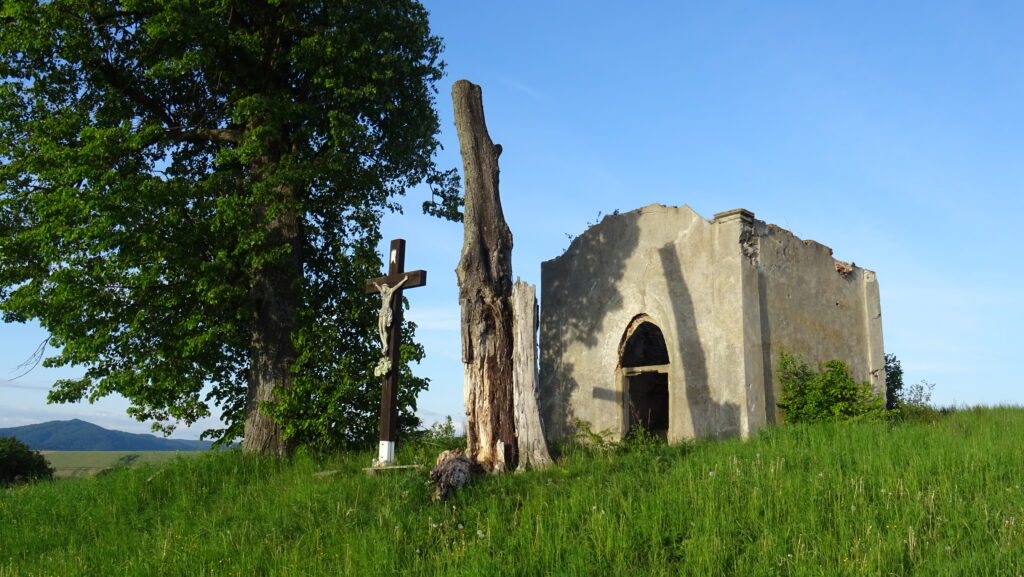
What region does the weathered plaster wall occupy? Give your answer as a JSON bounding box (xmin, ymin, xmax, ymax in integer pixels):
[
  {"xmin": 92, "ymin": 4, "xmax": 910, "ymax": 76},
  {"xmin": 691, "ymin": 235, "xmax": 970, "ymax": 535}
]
[
  {"xmin": 538, "ymin": 204, "xmax": 883, "ymax": 443},
  {"xmin": 743, "ymin": 216, "xmax": 885, "ymax": 424},
  {"xmin": 539, "ymin": 205, "xmax": 751, "ymax": 443}
]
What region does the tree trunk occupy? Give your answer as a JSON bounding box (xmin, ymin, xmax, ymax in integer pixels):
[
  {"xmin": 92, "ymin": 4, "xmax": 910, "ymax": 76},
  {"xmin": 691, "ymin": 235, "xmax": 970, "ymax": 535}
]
[
  {"xmin": 452, "ymin": 80, "xmax": 517, "ymax": 472},
  {"xmin": 512, "ymin": 280, "xmax": 553, "ymax": 470},
  {"xmin": 243, "ymin": 179, "xmax": 302, "ymax": 456}
]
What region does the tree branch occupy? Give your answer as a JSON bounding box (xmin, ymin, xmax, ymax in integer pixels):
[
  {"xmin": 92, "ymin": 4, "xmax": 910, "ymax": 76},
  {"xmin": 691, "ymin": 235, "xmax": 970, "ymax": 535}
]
[
  {"xmin": 11, "ymin": 338, "xmax": 48, "ymax": 380},
  {"xmin": 165, "ymin": 126, "xmax": 243, "ymax": 145},
  {"xmin": 92, "ymin": 59, "xmax": 176, "ymax": 127}
]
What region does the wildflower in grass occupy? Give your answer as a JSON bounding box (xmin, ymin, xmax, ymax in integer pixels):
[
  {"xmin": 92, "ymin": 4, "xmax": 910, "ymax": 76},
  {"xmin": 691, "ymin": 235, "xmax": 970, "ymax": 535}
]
[{"xmin": 476, "ymin": 530, "xmax": 485, "ymax": 539}]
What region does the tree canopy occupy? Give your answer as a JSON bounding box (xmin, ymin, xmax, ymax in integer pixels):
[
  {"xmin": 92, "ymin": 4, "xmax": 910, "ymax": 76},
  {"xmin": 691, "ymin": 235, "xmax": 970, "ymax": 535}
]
[
  {"xmin": 0, "ymin": 0, "xmax": 460, "ymax": 453},
  {"xmin": 0, "ymin": 436, "xmax": 54, "ymax": 486}
]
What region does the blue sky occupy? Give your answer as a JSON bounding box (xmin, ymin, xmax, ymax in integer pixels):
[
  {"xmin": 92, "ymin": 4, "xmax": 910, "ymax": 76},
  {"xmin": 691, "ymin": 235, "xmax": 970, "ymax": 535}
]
[{"xmin": 2, "ymin": 1, "xmax": 1022, "ymax": 437}]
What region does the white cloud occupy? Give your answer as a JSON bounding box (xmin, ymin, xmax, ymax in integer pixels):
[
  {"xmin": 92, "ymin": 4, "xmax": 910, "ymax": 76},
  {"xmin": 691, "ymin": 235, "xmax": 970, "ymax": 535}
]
[{"xmin": 499, "ymin": 77, "xmax": 545, "ymax": 103}]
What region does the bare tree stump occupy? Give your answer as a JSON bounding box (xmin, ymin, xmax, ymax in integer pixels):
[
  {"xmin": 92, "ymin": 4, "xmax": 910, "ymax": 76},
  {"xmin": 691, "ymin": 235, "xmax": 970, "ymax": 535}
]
[
  {"xmin": 453, "ymin": 79, "xmax": 517, "ymax": 472},
  {"xmin": 512, "ymin": 280, "xmax": 553, "ymax": 470},
  {"xmin": 429, "ymin": 449, "xmax": 474, "ymax": 501}
]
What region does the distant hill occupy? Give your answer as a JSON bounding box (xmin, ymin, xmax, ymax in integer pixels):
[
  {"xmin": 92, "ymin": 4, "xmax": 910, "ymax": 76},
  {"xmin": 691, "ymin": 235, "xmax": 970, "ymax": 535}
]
[{"xmin": 0, "ymin": 419, "xmax": 213, "ymax": 451}]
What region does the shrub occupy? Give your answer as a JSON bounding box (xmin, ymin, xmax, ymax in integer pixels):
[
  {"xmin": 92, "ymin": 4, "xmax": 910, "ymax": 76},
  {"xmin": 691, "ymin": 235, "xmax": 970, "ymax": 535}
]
[
  {"xmin": 776, "ymin": 352, "xmax": 887, "ymax": 424},
  {"xmin": 900, "ymin": 379, "xmax": 935, "ymax": 407},
  {"xmin": 560, "ymin": 419, "xmax": 668, "ymax": 459},
  {"xmin": 895, "ymin": 379, "xmax": 945, "ymax": 422},
  {"xmin": 400, "ymin": 416, "xmax": 466, "ymax": 465},
  {"xmin": 567, "ymin": 418, "xmax": 618, "ymax": 451},
  {"xmin": 884, "ymin": 353, "xmax": 904, "ymax": 410},
  {"xmin": 881, "ymin": 353, "xmax": 945, "ymax": 422},
  {"xmin": 0, "ymin": 436, "xmax": 54, "ymax": 487},
  {"xmin": 622, "ymin": 423, "xmax": 664, "ymax": 454}
]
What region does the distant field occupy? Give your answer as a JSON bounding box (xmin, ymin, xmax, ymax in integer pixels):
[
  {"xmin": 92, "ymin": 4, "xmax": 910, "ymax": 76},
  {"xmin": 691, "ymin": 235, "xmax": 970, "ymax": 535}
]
[{"xmin": 40, "ymin": 450, "xmax": 210, "ymax": 478}]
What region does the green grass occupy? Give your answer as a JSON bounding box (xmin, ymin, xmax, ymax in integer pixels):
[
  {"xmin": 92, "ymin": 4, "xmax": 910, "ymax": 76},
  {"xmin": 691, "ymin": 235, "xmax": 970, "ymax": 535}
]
[
  {"xmin": 41, "ymin": 451, "xmax": 208, "ymax": 477},
  {"xmin": 3, "ymin": 407, "xmax": 1023, "ymax": 576}
]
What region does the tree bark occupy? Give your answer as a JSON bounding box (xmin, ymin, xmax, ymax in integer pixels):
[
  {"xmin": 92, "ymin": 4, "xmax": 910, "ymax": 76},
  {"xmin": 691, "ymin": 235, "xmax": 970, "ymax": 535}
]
[
  {"xmin": 512, "ymin": 280, "xmax": 553, "ymax": 470},
  {"xmin": 242, "ymin": 178, "xmax": 302, "ymax": 456},
  {"xmin": 429, "ymin": 448, "xmax": 474, "ymax": 501},
  {"xmin": 452, "ymin": 80, "xmax": 517, "ymax": 472}
]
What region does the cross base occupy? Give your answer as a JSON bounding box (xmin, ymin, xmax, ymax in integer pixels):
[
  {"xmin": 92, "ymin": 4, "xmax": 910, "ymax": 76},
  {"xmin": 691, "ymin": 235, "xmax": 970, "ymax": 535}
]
[
  {"xmin": 374, "ymin": 440, "xmax": 396, "ymax": 467},
  {"xmin": 363, "ymin": 464, "xmax": 422, "ymax": 476}
]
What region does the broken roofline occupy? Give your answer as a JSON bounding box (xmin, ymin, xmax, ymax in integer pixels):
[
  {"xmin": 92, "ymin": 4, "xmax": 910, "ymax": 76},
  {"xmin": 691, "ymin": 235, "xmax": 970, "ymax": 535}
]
[{"xmin": 555, "ymin": 203, "xmax": 865, "ymax": 274}]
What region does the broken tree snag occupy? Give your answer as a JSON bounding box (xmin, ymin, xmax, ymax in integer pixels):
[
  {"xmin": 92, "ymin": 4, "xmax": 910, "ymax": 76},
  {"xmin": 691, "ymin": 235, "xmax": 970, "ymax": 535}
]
[
  {"xmin": 512, "ymin": 280, "xmax": 553, "ymax": 471},
  {"xmin": 452, "ymin": 79, "xmax": 517, "ymax": 472},
  {"xmin": 429, "ymin": 449, "xmax": 474, "ymax": 501}
]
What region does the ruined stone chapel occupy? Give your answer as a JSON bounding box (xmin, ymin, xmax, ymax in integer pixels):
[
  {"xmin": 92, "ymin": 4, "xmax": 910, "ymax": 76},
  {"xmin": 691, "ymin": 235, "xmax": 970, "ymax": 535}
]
[{"xmin": 538, "ymin": 204, "xmax": 884, "ymax": 443}]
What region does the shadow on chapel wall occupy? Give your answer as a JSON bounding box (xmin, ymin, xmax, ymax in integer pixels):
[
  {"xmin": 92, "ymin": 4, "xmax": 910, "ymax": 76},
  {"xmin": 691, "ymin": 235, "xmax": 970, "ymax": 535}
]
[
  {"xmin": 540, "ymin": 210, "xmax": 642, "ymax": 438},
  {"xmin": 657, "ymin": 243, "xmax": 739, "ymax": 439}
]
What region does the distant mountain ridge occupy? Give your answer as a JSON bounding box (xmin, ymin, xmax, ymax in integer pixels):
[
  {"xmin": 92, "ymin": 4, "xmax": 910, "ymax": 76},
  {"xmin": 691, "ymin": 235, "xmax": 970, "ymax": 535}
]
[{"xmin": 0, "ymin": 419, "xmax": 213, "ymax": 451}]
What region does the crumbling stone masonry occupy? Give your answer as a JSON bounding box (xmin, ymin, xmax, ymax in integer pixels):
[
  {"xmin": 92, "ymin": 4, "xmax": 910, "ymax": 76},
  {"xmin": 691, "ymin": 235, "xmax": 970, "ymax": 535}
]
[{"xmin": 539, "ymin": 205, "xmax": 884, "ymax": 442}]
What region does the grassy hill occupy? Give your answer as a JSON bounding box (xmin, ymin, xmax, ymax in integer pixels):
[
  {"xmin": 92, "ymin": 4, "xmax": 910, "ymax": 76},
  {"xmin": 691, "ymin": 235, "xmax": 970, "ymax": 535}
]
[
  {"xmin": 0, "ymin": 419, "xmax": 213, "ymax": 451},
  {"xmin": 2, "ymin": 407, "xmax": 1023, "ymax": 576}
]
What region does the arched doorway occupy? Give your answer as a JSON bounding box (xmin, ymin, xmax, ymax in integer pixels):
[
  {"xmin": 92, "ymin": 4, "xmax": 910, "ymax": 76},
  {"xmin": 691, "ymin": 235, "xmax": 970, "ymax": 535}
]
[{"xmin": 618, "ymin": 316, "xmax": 670, "ymax": 439}]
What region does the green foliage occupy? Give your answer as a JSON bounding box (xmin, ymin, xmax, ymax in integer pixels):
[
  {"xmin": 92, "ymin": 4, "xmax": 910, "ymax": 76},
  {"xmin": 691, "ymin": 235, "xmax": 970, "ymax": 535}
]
[
  {"xmin": 265, "ymin": 245, "xmax": 431, "ymax": 449},
  {"xmin": 900, "ymin": 379, "xmax": 935, "ymax": 407},
  {"xmin": 0, "ymin": 437, "xmax": 53, "ymax": 486},
  {"xmin": 0, "ymin": 0, "xmax": 460, "ymax": 448},
  {"xmin": 622, "ymin": 423, "xmax": 665, "ymax": 454},
  {"xmin": 565, "ymin": 418, "xmax": 619, "ymax": 452},
  {"xmin": 560, "ymin": 418, "xmax": 667, "ymax": 458},
  {"xmin": 420, "ymin": 416, "xmax": 461, "ymax": 446},
  {"xmin": 397, "ymin": 416, "xmax": 465, "ymax": 465},
  {"xmin": 884, "ymin": 352, "xmax": 904, "ymax": 410},
  {"xmin": 776, "ymin": 352, "xmax": 887, "ymax": 424},
  {"xmin": 895, "ymin": 379, "xmax": 945, "ymax": 422},
  {"xmin": 3, "ymin": 408, "xmax": 1024, "ymax": 575},
  {"xmin": 883, "ymin": 352, "xmax": 945, "ymax": 422}
]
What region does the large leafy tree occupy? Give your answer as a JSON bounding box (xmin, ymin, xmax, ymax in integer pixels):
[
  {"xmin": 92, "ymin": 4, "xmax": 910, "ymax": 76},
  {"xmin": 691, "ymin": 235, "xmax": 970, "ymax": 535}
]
[{"xmin": 0, "ymin": 0, "xmax": 460, "ymax": 454}]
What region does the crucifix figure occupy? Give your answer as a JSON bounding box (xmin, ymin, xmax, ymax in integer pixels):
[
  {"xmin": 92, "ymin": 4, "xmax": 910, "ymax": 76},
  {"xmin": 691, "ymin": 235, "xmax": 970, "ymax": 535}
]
[
  {"xmin": 364, "ymin": 239, "xmax": 426, "ymax": 467},
  {"xmin": 372, "ymin": 275, "xmax": 408, "ymax": 358}
]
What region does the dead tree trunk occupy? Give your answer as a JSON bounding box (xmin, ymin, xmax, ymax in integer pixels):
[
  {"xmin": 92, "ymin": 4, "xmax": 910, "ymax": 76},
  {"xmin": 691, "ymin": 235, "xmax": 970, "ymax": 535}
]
[
  {"xmin": 512, "ymin": 280, "xmax": 553, "ymax": 470},
  {"xmin": 453, "ymin": 80, "xmax": 517, "ymax": 472}
]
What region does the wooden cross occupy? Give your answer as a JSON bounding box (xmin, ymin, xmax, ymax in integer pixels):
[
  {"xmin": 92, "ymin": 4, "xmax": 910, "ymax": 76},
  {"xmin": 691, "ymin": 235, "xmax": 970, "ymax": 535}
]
[{"xmin": 364, "ymin": 239, "xmax": 426, "ymax": 466}]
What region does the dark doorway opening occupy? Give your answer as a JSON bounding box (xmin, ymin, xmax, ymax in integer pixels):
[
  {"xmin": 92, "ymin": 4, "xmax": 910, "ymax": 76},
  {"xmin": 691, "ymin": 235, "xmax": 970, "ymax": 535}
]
[
  {"xmin": 627, "ymin": 371, "xmax": 669, "ymax": 436},
  {"xmin": 620, "ymin": 319, "xmax": 670, "ymax": 439}
]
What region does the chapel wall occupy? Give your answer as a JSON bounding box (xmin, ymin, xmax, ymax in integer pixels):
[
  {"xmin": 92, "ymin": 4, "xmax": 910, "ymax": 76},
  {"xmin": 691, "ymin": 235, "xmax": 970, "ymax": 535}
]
[
  {"xmin": 746, "ymin": 219, "xmax": 885, "ymax": 424},
  {"xmin": 539, "ymin": 204, "xmax": 755, "ymax": 443}
]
